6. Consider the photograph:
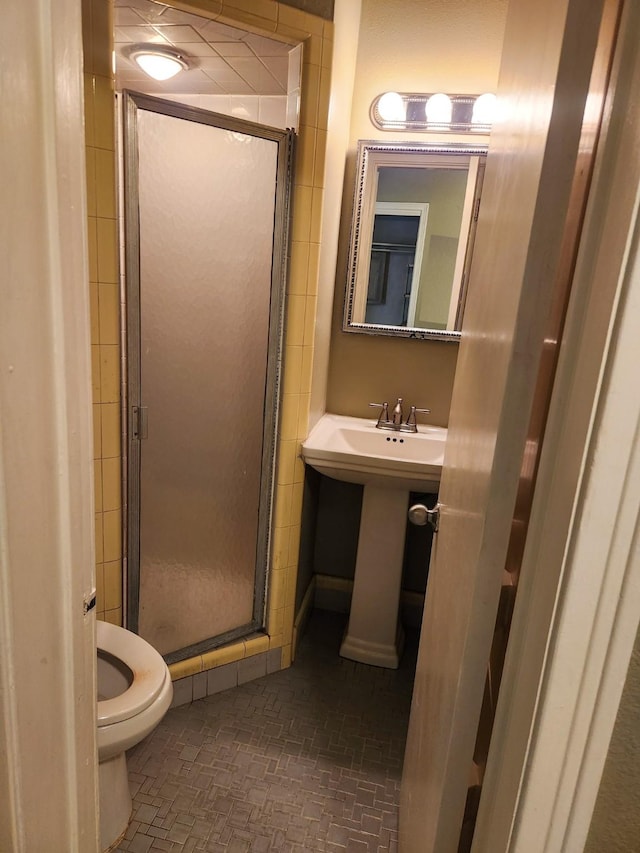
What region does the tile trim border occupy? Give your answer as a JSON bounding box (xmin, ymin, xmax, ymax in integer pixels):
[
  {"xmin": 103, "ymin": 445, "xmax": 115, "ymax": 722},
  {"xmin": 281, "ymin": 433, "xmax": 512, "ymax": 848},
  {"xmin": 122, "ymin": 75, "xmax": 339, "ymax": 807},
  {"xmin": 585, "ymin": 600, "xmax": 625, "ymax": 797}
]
[{"xmin": 169, "ymin": 646, "xmax": 283, "ymax": 708}]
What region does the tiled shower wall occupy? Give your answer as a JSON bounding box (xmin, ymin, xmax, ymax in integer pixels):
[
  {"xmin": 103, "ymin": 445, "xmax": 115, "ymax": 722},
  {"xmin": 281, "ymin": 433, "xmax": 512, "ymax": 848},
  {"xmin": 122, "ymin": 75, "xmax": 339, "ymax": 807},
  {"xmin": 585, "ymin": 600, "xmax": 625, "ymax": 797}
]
[
  {"xmin": 81, "ymin": 0, "xmax": 332, "ymax": 673},
  {"xmin": 83, "ymin": 0, "xmax": 123, "ymax": 625},
  {"xmin": 160, "ymin": 94, "xmax": 290, "ymax": 128}
]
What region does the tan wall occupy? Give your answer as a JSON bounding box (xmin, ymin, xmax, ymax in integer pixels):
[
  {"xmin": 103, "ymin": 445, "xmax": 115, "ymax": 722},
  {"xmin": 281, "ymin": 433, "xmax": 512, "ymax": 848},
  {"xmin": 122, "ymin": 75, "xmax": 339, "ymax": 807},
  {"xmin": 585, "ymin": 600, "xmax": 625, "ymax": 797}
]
[
  {"xmin": 326, "ymin": 0, "xmax": 508, "ymax": 426},
  {"xmin": 586, "ymin": 624, "xmax": 640, "ymax": 852}
]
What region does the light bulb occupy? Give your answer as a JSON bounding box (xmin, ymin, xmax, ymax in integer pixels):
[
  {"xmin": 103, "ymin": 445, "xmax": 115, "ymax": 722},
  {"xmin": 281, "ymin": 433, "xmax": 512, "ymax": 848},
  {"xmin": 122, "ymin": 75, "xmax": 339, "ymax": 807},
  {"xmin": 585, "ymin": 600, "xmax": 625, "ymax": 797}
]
[
  {"xmin": 425, "ymin": 93, "xmax": 452, "ymax": 124},
  {"xmin": 377, "ymin": 92, "xmax": 406, "ymax": 123},
  {"xmin": 472, "ymin": 93, "xmax": 497, "ymax": 126}
]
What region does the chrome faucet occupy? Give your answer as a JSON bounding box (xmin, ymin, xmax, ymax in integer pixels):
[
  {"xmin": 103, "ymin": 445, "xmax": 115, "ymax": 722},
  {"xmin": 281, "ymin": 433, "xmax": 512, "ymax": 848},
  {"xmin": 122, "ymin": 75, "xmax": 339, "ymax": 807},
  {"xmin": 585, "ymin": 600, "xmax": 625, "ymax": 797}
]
[
  {"xmin": 369, "ymin": 398, "xmax": 430, "ymax": 433},
  {"xmin": 391, "ymin": 397, "xmax": 404, "ymax": 426}
]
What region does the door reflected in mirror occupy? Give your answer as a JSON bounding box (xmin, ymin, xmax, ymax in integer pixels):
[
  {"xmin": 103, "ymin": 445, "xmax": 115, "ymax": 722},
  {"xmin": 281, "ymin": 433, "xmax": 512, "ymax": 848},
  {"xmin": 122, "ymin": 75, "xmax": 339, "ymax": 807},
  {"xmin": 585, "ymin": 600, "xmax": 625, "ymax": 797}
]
[{"xmin": 344, "ymin": 142, "xmax": 487, "ymax": 340}]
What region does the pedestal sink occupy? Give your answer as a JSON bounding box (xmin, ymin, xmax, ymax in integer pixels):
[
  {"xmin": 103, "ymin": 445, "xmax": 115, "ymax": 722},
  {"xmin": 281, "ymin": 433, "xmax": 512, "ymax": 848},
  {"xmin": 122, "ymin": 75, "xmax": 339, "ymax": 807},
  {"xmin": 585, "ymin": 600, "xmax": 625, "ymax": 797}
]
[{"xmin": 301, "ymin": 414, "xmax": 446, "ymax": 668}]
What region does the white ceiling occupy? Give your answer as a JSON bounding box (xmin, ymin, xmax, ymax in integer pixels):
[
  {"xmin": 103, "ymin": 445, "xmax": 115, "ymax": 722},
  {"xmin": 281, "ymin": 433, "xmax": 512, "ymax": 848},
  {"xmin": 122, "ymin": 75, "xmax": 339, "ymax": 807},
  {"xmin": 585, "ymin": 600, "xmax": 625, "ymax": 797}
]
[{"xmin": 114, "ymin": 0, "xmax": 293, "ymax": 97}]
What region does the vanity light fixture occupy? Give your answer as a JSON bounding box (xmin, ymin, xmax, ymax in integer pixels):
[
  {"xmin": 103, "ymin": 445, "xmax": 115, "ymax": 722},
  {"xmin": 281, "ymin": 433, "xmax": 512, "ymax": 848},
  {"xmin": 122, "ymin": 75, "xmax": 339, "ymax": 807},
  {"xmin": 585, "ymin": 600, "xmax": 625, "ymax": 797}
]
[
  {"xmin": 371, "ymin": 91, "xmax": 497, "ymax": 134},
  {"xmin": 125, "ymin": 44, "xmax": 190, "ymax": 81}
]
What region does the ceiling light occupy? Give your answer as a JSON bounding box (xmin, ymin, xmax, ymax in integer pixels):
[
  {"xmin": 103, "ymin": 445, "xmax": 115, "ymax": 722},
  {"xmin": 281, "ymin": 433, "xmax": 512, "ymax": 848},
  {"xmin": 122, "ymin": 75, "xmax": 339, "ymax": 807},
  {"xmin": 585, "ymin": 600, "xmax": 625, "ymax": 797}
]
[{"xmin": 127, "ymin": 45, "xmax": 189, "ymax": 81}]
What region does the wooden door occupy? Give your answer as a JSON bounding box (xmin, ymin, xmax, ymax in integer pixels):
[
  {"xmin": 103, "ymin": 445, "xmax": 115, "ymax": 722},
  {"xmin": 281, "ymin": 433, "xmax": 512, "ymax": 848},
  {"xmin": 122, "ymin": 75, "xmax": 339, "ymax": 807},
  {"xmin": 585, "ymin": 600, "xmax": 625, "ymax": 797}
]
[{"xmin": 400, "ymin": 0, "xmax": 612, "ymax": 849}]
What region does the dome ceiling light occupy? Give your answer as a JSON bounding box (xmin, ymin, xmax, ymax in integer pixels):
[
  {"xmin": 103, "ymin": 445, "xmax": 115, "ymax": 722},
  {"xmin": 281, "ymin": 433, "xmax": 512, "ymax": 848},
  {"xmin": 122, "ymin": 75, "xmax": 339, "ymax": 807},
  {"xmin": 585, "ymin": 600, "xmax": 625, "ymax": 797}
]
[{"xmin": 124, "ymin": 44, "xmax": 190, "ymax": 81}]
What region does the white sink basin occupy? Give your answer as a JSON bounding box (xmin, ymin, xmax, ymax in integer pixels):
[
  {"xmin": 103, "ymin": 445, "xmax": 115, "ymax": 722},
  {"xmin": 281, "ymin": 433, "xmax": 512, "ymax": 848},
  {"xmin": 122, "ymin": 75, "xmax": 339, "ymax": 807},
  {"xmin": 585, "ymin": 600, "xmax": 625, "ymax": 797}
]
[{"xmin": 301, "ymin": 413, "xmax": 446, "ymax": 492}]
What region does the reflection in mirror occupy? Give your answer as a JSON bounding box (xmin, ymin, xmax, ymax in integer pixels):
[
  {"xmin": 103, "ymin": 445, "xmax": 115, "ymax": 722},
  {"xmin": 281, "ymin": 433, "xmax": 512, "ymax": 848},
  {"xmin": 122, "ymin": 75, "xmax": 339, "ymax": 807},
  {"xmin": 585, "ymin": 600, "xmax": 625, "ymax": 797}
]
[{"xmin": 344, "ymin": 141, "xmax": 487, "ymax": 340}]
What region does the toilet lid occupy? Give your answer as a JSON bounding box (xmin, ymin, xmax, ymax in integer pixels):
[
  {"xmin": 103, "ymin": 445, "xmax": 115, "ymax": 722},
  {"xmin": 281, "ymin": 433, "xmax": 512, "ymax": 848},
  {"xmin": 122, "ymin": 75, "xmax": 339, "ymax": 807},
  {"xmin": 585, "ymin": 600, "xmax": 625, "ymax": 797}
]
[{"xmin": 97, "ymin": 621, "xmax": 170, "ymax": 726}]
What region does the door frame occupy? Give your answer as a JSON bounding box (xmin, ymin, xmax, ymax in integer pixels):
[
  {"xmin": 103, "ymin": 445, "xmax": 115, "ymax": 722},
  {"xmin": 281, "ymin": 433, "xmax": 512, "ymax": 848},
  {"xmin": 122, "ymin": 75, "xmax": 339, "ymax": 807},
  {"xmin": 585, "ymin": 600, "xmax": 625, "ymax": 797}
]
[
  {"xmin": 370, "ymin": 200, "xmax": 428, "ymax": 326},
  {"xmin": 1, "ymin": 0, "xmax": 99, "ymax": 847}
]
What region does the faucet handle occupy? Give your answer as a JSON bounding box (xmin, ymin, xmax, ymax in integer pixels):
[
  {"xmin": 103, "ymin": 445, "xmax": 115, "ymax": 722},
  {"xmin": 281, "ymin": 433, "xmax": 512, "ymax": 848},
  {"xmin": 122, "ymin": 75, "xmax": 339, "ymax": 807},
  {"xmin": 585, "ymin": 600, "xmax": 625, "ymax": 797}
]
[
  {"xmin": 369, "ymin": 401, "xmax": 390, "ymax": 426},
  {"xmin": 406, "ymin": 406, "xmax": 431, "ymax": 428}
]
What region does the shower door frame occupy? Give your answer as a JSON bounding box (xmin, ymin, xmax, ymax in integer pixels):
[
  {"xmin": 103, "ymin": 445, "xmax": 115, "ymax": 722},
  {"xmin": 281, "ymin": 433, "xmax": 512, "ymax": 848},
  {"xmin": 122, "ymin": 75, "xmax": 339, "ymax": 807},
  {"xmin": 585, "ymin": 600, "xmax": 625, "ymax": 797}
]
[{"xmin": 122, "ymin": 91, "xmax": 294, "ymax": 663}]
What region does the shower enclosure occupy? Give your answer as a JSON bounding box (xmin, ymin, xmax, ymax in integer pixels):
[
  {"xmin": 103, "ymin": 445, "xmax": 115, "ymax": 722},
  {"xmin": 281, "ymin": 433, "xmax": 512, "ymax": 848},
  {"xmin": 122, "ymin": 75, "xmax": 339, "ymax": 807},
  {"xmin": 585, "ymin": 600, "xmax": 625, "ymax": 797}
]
[{"xmin": 123, "ymin": 92, "xmax": 293, "ymax": 663}]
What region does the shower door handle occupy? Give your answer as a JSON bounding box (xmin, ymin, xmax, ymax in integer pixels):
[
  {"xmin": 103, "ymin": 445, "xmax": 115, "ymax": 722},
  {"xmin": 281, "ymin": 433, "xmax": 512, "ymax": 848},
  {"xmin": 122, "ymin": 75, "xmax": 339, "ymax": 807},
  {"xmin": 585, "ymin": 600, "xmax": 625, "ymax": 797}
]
[{"xmin": 132, "ymin": 406, "xmax": 148, "ymax": 440}]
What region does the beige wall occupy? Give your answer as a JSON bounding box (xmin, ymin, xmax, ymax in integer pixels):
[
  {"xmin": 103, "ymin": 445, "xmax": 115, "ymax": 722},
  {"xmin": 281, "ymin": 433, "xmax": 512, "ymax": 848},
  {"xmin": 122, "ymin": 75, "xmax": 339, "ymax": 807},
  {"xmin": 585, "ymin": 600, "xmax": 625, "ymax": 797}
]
[
  {"xmin": 326, "ymin": 0, "xmax": 508, "ymax": 426},
  {"xmin": 586, "ymin": 623, "xmax": 640, "ymax": 852}
]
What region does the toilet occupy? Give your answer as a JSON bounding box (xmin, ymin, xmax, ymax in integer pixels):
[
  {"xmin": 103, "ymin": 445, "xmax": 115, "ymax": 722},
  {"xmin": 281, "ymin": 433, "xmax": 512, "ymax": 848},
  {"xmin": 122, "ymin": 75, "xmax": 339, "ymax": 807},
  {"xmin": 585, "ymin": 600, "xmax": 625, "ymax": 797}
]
[{"xmin": 97, "ymin": 620, "xmax": 173, "ymax": 852}]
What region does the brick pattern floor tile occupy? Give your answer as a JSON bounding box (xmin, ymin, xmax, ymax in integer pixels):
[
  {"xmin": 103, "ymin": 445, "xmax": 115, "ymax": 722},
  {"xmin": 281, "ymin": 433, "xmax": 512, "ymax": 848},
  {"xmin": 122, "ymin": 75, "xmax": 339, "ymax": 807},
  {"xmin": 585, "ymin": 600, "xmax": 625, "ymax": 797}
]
[{"xmin": 116, "ymin": 610, "xmax": 417, "ymax": 852}]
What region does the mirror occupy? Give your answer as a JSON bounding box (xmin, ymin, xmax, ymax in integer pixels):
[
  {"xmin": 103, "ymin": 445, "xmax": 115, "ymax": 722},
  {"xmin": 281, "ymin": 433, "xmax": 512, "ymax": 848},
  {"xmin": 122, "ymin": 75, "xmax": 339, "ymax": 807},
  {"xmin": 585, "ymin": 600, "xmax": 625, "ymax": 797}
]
[{"xmin": 344, "ymin": 141, "xmax": 487, "ymax": 340}]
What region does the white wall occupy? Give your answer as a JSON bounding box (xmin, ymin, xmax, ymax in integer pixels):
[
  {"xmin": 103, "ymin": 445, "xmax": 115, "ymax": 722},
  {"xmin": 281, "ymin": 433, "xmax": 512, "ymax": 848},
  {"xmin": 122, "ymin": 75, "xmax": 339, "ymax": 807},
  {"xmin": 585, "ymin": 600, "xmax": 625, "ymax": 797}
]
[{"xmin": 586, "ymin": 629, "xmax": 640, "ymax": 851}]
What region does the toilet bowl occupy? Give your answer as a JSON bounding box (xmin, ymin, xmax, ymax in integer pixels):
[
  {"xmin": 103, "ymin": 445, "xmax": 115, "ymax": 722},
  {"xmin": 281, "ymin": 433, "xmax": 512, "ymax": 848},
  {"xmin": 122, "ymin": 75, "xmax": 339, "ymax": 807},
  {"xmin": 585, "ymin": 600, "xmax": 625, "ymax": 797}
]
[{"xmin": 97, "ymin": 620, "xmax": 173, "ymax": 852}]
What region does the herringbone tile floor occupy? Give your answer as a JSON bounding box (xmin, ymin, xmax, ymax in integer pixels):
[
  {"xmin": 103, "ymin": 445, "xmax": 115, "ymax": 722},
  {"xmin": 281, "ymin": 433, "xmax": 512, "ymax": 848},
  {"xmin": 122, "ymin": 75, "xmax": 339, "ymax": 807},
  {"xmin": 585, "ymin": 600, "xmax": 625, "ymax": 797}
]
[{"xmin": 116, "ymin": 610, "xmax": 418, "ymax": 852}]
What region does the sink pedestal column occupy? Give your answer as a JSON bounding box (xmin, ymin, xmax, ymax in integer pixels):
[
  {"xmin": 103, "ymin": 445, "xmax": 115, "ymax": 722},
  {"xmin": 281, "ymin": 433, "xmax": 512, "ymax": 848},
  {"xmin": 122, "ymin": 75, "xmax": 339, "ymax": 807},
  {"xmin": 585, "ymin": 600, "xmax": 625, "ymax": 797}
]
[{"xmin": 340, "ymin": 485, "xmax": 408, "ymax": 669}]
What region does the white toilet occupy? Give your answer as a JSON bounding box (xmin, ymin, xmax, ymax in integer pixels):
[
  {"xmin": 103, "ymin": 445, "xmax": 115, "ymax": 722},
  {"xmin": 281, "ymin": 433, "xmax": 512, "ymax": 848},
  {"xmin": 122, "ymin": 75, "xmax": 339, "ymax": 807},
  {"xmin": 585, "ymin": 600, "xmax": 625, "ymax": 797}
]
[{"xmin": 97, "ymin": 620, "xmax": 173, "ymax": 852}]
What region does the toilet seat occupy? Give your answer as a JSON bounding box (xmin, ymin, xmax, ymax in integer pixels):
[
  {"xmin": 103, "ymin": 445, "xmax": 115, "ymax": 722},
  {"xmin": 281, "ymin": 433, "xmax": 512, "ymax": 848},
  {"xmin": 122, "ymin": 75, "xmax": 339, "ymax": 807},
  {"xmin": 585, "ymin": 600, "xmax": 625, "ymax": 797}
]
[
  {"xmin": 96, "ymin": 622, "xmax": 173, "ymax": 850},
  {"xmin": 97, "ymin": 621, "xmax": 169, "ymax": 727}
]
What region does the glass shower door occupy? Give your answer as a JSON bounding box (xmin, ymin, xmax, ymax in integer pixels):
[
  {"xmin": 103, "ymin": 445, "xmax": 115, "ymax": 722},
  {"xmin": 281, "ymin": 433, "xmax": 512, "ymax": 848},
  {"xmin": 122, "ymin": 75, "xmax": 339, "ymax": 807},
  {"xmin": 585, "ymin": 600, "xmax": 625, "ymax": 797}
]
[{"xmin": 123, "ymin": 93, "xmax": 292, "ymax": 661}]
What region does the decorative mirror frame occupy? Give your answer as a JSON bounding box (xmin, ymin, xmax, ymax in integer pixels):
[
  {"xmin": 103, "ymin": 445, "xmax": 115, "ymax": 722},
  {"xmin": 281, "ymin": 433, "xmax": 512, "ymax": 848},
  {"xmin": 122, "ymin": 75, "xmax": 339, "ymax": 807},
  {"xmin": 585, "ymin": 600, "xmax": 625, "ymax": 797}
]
[{"xmin": 344, "ymin": 140, "xmax": 487, "ymax": 341}]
